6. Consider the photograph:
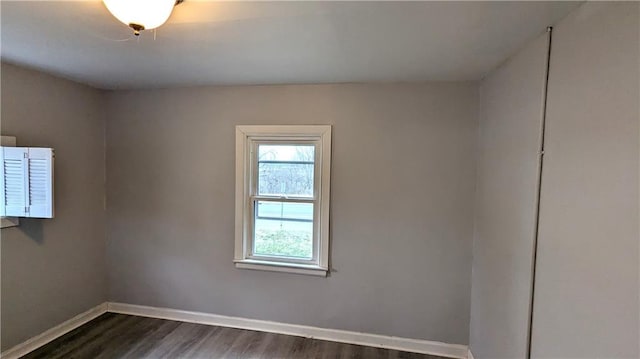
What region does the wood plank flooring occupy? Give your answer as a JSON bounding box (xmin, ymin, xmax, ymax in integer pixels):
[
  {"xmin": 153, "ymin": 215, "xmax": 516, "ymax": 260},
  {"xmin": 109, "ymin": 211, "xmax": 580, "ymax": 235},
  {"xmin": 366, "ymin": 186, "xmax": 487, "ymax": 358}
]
[{"xmin": 21, "ymin": 313, "xmax": 447, "ymax": 359}]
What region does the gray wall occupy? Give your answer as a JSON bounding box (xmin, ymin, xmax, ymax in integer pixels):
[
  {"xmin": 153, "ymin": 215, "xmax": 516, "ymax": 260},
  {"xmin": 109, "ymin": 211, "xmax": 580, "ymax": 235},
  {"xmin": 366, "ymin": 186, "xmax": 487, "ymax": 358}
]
[
  {"xmin": 469, "ymin": 32, "xmax": 550, "ymax": 359},
  {"xmin": 531, "ymin": 2, "xmax": 639, "ymax": 358},
  {"xmin": 105, "ymin": 83, "xmax": 478, "ymax": 344},
  {"xmin": 0, "ymin": 63, "xmax": 107, "ymax": 350}
]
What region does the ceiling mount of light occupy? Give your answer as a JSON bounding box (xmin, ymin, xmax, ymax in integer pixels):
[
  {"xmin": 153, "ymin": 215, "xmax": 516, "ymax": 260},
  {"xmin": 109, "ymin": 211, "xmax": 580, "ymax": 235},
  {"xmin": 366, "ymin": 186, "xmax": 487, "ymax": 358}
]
[{"xmin": 103, "ymin": 0, "xmax": 184, "ymax": 36}]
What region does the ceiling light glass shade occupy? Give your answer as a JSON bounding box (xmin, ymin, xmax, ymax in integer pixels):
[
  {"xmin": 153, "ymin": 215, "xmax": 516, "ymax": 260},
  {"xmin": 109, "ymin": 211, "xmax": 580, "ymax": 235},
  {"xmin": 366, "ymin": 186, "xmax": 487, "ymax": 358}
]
[{"xmin": 103, "ymin": 0, "xmax": 176, "ymax": 31}]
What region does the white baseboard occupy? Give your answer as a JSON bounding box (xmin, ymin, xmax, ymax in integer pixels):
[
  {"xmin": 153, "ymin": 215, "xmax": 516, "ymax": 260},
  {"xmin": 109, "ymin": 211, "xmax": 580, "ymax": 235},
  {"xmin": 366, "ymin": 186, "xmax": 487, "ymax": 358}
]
[
  {"xmin": 2, "ymin": 301, "xmax": 468, "ymax": 359},
  {"xmin": 468, "ymin": 348, "xmax": 475, "ymax": 359},
  {"xmin": 1, "ymin": 303, "xmax": 108, "ymax": 359},
  {"xmin": 107, "ymin": 302, "xmax": 469, "ymax": 359}
]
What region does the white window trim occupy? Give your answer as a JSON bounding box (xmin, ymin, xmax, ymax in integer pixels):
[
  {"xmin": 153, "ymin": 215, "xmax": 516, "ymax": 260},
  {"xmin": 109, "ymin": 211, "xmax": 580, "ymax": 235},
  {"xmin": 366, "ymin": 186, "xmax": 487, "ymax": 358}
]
[{"xmin": 234, "ymin": 125, "xmax": 331, "ymax": 276}]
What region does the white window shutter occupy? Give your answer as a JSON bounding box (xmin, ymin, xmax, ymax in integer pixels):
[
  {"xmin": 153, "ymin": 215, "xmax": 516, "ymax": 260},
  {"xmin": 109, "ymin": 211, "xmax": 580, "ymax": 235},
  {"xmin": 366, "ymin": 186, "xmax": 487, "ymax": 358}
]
[
  {"xmin": 1, "ymin": 147, "xmax": 28, "ymax": 217},
  {"xmin": 26, "ymin": 148, "xmax": 54, "ymax": 218}
]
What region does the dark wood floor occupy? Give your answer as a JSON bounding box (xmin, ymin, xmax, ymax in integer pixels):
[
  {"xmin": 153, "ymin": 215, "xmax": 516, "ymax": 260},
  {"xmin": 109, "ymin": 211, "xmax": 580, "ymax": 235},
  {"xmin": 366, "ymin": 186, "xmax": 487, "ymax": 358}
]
[{"xmin": 22, "ymin": 313, "xmax": 446, "ymax": 359}]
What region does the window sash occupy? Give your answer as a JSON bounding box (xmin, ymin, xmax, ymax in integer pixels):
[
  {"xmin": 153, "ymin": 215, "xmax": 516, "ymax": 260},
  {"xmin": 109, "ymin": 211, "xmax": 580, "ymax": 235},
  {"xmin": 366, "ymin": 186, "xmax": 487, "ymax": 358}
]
[
  {"xmin": 247, "ymin": 197, "xmax": 317, "ymax": 264},
  {"xmin": 251, "ymin": 139, "xmax": 319, "ymax": 200}
]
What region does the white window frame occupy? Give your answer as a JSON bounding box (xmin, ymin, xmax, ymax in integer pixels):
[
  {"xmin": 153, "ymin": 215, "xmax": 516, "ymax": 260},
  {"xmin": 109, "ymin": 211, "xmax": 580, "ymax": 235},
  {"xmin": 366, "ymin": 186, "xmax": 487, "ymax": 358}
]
[{"xmin": 234, "ymin": 125, "xmax": 331, "ymax": 276}]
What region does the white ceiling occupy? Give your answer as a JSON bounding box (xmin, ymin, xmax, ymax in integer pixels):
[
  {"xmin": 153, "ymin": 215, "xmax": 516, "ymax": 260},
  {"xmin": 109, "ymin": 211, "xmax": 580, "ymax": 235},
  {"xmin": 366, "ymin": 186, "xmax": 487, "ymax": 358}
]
[{"xmin": 0, "ymin": 1, "xmax": 580, "ymax": 90}]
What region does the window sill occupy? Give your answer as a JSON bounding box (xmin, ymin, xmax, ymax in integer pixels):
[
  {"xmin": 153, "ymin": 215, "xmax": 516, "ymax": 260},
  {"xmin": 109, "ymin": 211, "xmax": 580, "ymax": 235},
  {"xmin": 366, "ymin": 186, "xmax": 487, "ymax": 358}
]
[{"xmin": 234, "ymin": 259, "xmax": 328, "ymax": 277}]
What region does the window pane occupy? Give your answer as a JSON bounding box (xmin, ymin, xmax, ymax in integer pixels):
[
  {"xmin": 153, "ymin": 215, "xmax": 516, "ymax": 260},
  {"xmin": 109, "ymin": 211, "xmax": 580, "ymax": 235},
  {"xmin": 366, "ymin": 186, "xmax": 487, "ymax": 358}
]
[
  {"xmin": 258, "ymin": 145, "xmax": 314, "ymax": 197},
  {"xmin": 254, "ymin": 201, "xmax": 313, "ymax": 259}
]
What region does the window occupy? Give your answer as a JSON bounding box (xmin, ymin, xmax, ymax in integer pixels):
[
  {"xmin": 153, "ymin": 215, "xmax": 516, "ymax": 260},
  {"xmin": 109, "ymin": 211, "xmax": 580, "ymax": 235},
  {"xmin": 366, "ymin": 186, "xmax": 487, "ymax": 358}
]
[
  {"xmin": 1, "ymin": 146, "xmax": 54, "ymax": 219},
  {"xmin": 235, "ymin": 125, "xmax": 331, "ymax": 276}
]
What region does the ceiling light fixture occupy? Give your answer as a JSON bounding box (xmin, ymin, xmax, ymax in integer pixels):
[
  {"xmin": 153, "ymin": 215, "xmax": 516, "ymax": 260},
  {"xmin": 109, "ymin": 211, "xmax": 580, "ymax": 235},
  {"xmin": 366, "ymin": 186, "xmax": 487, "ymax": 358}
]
[{"xmin": 103, "ymin": 0, "xmax": 184, "ymax": 36}]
